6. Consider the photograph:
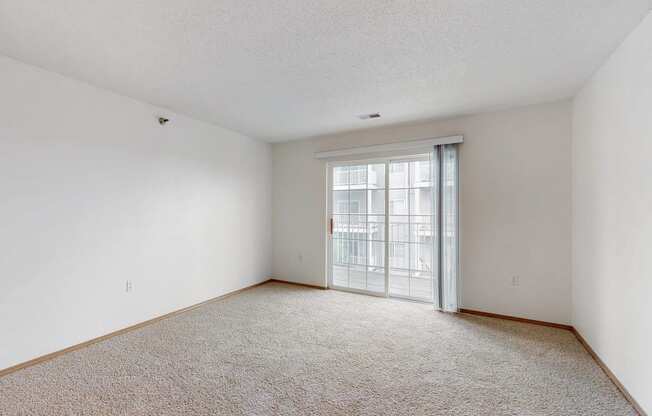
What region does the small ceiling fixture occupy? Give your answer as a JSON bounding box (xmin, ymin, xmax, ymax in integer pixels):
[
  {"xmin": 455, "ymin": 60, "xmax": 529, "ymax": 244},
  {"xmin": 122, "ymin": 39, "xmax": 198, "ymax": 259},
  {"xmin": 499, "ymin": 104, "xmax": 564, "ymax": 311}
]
[
  {"xmin": 358, "ymin": 113, "xmax": 381, "ymax": 120},
  {"xmin": 158, "ymin": 117, "xmax": 170, "ymax": 125}
]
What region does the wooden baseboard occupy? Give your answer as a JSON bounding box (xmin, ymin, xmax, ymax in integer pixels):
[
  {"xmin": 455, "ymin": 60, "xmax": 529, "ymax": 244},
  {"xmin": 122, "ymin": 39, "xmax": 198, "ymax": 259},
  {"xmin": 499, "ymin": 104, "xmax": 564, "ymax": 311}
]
[
  {"xmin": 459, "ymin": 308, "xmax": 573, "ymax": 331},
  {"xmin": 0, "ymin": 279, "xmax": 271, "ymax": 379},
  {"xmin": 268, "ymin": 278, "xmax": 327, "ymax": 290},
  {"xmin": 572, "ymin": 328, "xmax": 646, "ymax": 416}
]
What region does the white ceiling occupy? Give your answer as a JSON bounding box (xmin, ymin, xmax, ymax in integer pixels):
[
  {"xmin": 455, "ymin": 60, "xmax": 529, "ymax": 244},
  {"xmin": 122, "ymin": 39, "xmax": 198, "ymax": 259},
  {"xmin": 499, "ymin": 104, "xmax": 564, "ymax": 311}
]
[{"xmin": 0, "ymin": 1, "xmax": 649, "ymax": 142}]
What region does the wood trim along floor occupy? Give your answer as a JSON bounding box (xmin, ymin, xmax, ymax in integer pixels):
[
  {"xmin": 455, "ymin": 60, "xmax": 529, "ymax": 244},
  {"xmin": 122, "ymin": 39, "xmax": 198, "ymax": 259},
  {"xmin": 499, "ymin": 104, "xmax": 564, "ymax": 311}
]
[
  {"xmin": 0, "ymin": 279, "xmax": 271, "ymax": 379},
  {"xmin": 572, "ymin": 328, "xmax": 647, "ymax": 416},
  {"xmin": 459, "ymin": 308, "xmax": 573, "ymax": 331},
  {"xmin": 268, "ymin": 278, "xmax": 327, "ymax": 290}
]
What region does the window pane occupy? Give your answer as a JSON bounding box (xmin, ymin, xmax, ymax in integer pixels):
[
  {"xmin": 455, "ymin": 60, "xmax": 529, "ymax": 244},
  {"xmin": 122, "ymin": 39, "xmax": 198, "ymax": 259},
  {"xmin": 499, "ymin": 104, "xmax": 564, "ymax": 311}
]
[
  {"xmin": 349, "ymin": 239, "xmax": 367, "ymax": 266},
  {"xmin": 349, "ymin": 165, "xmax": 367, "ymax": 190},
  {"xmin": 389, "ymin": 242, "xmax": 409, "ymax": 269},
  {"xmin": 368, "ymin": 164, "xmax": 385, "ymax": 189},
  {"xmin": 410, "ymin": 243, "xmax": 433, "ymax": 273},
  {"xmin": 349, "ymin": 190, "xmax": 366, "ymax": 214},
  {"xmin": 333, "ymin": 214, "xmax": 349, "ymax": 239},
  {"xmin": 368, "ymin": 241, "xmax": 385, "ymax": 267},
  {"xmin": 389, "ymin": 162, "xmax": 408, "ymax": 188},
  {"xmin": 389, "ymin": 216, "xmax": 409, "ymax": 243},
  {"xmin": 349, "ymin": 265, "xmax": 365, "ymax": 289},
  {"xmin": 410, "ymin": 276, "xmax": 432, "ymax": 300},
  {"xmin": 349, "ymin": 215, "xmax": 367, "ymax": 240},
  {"xmin": 367, "ymin": 268, "xmax": 385, "ymax": 293},
  {"xmin": 410, "ymin": 216, "xmax": 433, "ymax": 245},
  {"xmin": 368, "ymin": 190, "xmax": 385, "ymax": 215},
  {"xmin": 389, "ymin": 269, "xmax": 409, "ymax": 296},
  {"xmin": 389, "ymin": 190, "xmax": 408, "ymax": 215},
  {"xmin": 332, "ymin": 265, "xmax": 348, "ymax": 287},
  {"xmin": 333, "ymin": 190, "xmax": 349, "ymax": 214},
  {"xmin": 410, "ymin": 160, "xmax": 432, "ymax": 188},
  {"xmin": 333, "ymin": 166, "xmax": 349, "ymax": 190},
  {"xmin": 333, "ymin": 238, "xmax": 349, "ymax": 265},
  {"xmin": 410, "ymin": 188, "xmax": 432, "ymax": 215},
  {"xmin": 411, "ymin": 269, "xmax": 432, "ymax": 279},
  {"xmin": 368, "ymin": 216, "xmax": 385, "ymax": 241}
]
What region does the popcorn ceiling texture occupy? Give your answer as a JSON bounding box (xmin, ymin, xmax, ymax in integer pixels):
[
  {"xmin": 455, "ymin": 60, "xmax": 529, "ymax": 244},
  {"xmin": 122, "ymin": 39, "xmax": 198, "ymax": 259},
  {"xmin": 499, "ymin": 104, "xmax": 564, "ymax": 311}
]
[
  {"xmin": 0, "ymin": 282, "xmax": 635, "ymax": 415},
  {"xmin": 0, "ymin": 1, "xmax": 649, "ymax": 141}
]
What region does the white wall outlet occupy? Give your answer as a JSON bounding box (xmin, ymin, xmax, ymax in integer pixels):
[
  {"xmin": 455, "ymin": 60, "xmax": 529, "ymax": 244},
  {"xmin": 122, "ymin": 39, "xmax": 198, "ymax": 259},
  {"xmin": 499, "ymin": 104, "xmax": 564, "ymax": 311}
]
[
  {"xmin": 511, "ymin": 275, "xmax": 520, "ymax": 286},
  {"xmin": 126, "ymin": 280, "xmax": 133, "ymax": 293}
]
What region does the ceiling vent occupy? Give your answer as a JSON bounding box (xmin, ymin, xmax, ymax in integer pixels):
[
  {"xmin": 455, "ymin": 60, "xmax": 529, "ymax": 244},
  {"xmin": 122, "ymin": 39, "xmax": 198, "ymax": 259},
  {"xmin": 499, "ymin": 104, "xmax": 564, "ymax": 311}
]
[{"xmin": 358, "ymin": 113, "xmax": 381, "ymax": 120}]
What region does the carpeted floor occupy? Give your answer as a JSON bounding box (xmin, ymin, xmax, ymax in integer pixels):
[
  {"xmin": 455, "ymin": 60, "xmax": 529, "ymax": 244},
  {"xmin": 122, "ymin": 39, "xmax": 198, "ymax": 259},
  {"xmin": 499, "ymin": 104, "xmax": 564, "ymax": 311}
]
[{"xmin": 0, "ymin": 282, "xmax": 636, "ymax": 415}]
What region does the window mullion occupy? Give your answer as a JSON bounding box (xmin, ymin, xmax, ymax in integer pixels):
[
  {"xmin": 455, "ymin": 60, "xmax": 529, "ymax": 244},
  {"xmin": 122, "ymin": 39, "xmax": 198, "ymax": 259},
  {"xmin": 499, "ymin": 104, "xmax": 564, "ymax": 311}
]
[{"xmin": 384, "ymin": 161, "xmax": 390, "ymax": 297}]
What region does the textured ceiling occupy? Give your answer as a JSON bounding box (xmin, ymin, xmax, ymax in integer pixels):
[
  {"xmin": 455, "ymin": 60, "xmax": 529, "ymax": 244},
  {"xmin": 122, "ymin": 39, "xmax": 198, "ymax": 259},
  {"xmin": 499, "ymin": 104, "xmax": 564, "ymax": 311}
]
[{"xmin": 0, "ymin": 1, "xmax": 649, "ymax": 142}]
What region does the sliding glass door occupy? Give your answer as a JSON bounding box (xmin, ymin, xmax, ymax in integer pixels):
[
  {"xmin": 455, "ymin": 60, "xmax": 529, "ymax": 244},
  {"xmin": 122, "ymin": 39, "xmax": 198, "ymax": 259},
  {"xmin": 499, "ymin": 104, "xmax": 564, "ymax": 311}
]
[{"xmin": 328, "ymin": 156, "xmax": 435, "ymax": 302}]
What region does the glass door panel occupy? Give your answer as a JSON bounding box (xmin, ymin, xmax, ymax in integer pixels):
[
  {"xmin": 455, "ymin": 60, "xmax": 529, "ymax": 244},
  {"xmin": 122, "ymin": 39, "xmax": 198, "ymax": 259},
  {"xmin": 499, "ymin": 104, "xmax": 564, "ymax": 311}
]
[
  {"xmin": 330, "ymin": 163, "xmax": 386, "ymax": 294},
  {"xmin": 388, "ymin": 159, "xmax": 434, "ymax": 301}
]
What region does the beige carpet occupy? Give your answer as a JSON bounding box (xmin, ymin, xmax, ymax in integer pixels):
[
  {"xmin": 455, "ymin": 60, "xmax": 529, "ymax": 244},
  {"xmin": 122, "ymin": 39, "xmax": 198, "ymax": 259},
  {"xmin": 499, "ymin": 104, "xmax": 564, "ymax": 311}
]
[{"xmin": 0, "ymin": 282, "xmax": 636, "ymax": 415}]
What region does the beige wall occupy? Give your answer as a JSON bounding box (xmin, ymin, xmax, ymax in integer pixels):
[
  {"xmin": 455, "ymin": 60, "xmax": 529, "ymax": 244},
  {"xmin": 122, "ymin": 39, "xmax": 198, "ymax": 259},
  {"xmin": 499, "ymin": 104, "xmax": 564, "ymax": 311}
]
[
  {"xmin": 572, "ymin": 12, "xmax": 652, "ymax": 413},
  {"xmin": 0, "ymin": 55, "xmax": 272, "ymax": 370},
  {"xmin": 272, "ymin": 100, "xmax": 572, "ymax": 324}
]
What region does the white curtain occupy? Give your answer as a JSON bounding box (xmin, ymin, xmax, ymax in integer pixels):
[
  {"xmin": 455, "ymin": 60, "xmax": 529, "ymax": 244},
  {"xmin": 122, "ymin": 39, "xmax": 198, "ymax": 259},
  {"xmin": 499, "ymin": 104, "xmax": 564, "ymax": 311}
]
[{"xmin": 432, "ymin": 144, "xmax": 459, "ymax": 312}]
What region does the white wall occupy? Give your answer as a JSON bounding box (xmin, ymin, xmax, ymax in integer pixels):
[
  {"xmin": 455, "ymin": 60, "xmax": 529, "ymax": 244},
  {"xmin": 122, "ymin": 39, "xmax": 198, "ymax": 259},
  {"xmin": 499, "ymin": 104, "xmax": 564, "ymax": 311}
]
[
  {"xmin": 272, "ymin": 101, "xmax": 572, "ymax": 324},
  {"xmin": 0, "ymin": 55, "xmax": 272, "ymax": 370},
  {"xmin": 572, "ymin": 12, "xmax": 652, "ymax": 413}
]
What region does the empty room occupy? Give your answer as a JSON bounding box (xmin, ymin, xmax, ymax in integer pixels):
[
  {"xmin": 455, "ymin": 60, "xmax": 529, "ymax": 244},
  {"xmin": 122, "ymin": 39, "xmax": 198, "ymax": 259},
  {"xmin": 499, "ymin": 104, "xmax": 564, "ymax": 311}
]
[{"xmin": 1, "ymin": 1, "xmax": 650, "ymax": 415}]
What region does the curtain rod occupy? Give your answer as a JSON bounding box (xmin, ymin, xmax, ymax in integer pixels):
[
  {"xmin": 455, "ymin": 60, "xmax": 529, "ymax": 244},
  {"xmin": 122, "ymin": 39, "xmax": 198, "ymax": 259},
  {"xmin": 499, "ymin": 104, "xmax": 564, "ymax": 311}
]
[{"xmin": 313, "ymin": 135, "xmax": 463, "ymax": 159}]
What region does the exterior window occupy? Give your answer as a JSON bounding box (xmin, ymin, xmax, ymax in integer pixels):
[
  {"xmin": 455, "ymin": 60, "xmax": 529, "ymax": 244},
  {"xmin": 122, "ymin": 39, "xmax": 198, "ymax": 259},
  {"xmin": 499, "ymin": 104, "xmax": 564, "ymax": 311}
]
[{"xmin": 350, "ymin": 166, "xmax": 366, "ymax": 187}]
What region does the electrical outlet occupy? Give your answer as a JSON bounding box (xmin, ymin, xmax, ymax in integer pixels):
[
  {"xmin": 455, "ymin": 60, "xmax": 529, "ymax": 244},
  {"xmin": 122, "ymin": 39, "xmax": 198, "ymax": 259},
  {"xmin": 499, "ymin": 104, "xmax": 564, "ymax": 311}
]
[
  {"xmin": 126, "ymin": 280, "xmax": 133, "ymax": 293},
  {"xmin": 511, "ymin": 275, "xmax": 520, "ymax": 287}
]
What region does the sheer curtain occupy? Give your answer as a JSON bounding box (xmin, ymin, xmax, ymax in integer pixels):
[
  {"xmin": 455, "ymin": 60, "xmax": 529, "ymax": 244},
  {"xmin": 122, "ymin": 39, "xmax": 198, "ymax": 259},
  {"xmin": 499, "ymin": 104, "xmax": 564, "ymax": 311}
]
[{"xmin": 432, "ymin": 144, "xmax": 459, "ymax": 312}]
